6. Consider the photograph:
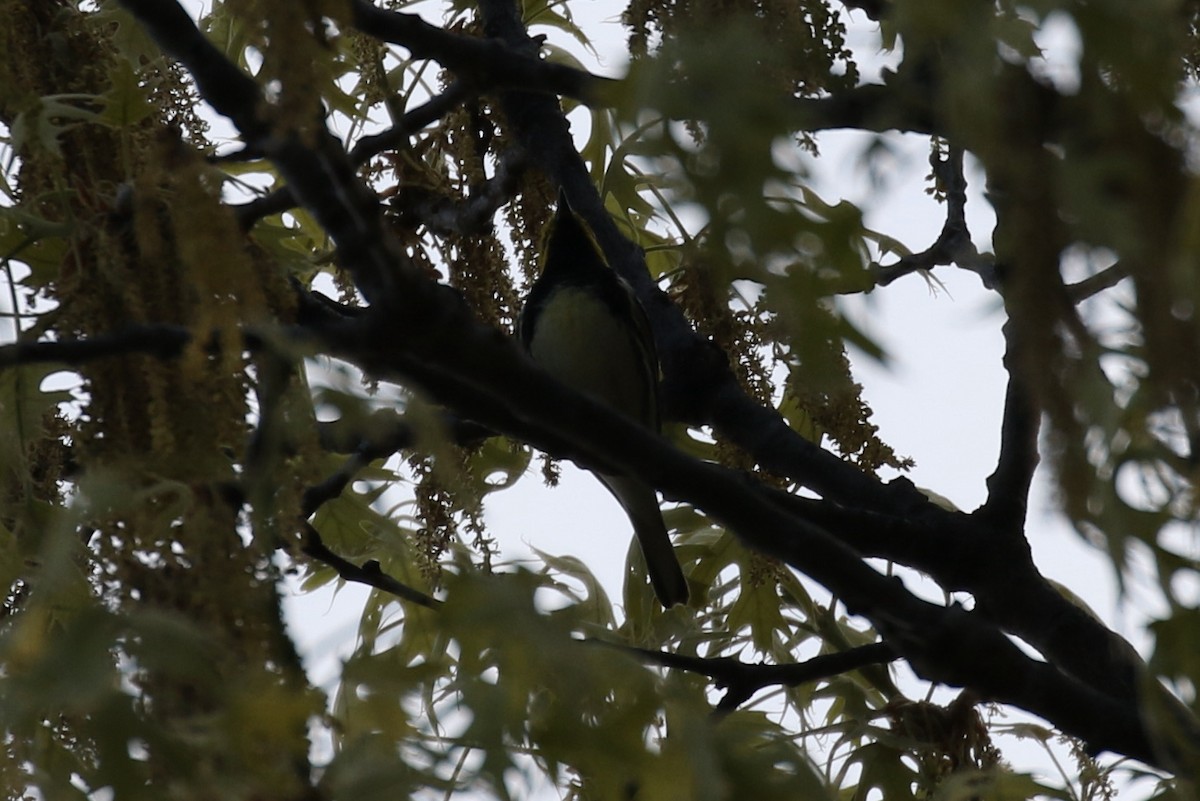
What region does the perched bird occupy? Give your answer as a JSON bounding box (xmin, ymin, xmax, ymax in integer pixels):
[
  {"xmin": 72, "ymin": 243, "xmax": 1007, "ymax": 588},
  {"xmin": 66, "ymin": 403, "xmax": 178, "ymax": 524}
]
[{"xmin": 519, "ymin": 191, "xmax": 689, "ymax": 608}]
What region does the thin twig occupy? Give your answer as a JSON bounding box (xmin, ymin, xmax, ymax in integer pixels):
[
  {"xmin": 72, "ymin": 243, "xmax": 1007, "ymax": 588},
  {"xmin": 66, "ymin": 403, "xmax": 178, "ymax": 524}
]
[
  {"xmin": 1066, "ymin": 263, "xmax": 1128, "ymax": 302},
  {"xmin": 591, "ymin": 639, "xmax": 899, "ymax": 713},
  {"xmin": 301, "ymin": 523, "xmax": 439, "ymax": 608},
  {"xmin": 232, "ymin": 82, "xmax": 478, "ymax": 230},
  {"xmin": 348, "ymin": 81, "xmax": 474, "ymax": 164}
]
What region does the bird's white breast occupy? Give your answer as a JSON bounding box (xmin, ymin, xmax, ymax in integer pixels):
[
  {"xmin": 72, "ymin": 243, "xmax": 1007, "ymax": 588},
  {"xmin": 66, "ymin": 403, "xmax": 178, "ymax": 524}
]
[{"xmin": 528, "ymin": 287, "xmax": 652, "ymax": 424}]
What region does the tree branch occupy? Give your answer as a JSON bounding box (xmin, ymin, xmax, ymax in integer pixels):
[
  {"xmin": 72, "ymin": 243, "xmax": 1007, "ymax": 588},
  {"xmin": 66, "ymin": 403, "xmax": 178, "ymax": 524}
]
[
  {"xmin": 118, "ymin": 0, "xmax": 412, "ymax": 306},
  {"xmin": 977, "ymin": 320, "xmax": 1041, "ymax": 529},
  {"xmin": 300, "ymin": 523, "xmax": 439, "ymax": 608},
  {"xmin": 1066, "ymin": 263, "xmax": 1128, "ymax": 302},
  {"xmin": 304, "ymin": 290, "xmax": 1176, "ymax": 770},
  {"xmin": 302, "ymin": 266, "xmax": 1183, "ymax": 768},
  {"xmin": 348, "ymin": 0, "xmax": 614, "ymax": 104},
  {"xmin": 385, "ymin": 147, "xmax": 529, "ymax": 237},
  {"xmin": 601, "ymin": 640, "xmax": 899, "ymax": 713},
  {"xmin": 0, "ymin": 325, "xmax": 192, "ymax": 368},
  {"xmin": 839, "ymin": 0, "xmax": 890, "ymax": 21},
  {"xmin": 232, "ymin": 81, "xmax": 477, "ymax": 230},
  {"xmin": 873, "ymin": 144, "xmax": 997, "ymax": 289},
  {"xmin": 347, "ymin": 81, "xmax": 475, "ymax": 164},
  {"xmin": 791, "ymin": 81, "xmax": 938, "ymax": 136}
]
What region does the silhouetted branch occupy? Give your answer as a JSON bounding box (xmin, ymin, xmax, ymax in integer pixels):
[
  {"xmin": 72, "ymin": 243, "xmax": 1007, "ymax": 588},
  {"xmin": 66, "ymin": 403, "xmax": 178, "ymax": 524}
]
[
  {"xmin": 300, "ymin": 523, "xmax": 439, "ymax": 608},
  {"xmin": 349, "ymin": 0, "xmax": 613, "ymax": 103},
  {"xmin": 1066, "ymin": 263, "xmax": 1128, "ymax": 301},
  {"xmin": 119, "ymin": 0, "xmax": 411, "ymax": 306},
  {"xmin": 874, "ymin": 144, "xmax": 998, "ymax": 289},
  {"xmin": 0, "ymin": 325, "xmax": 192, "ymax": 368},
  {"xmin": 386, "ymin": 147, "xmax": 529, "ymax": 237},
  {"xmin": 348, "ymin": 81, "xmax": 476, "ymax": 164},
  {"xmin": 599, "ymin": 640, "xmax": 899, "ymax": 713},
  {"xmin": 233, "ymin": 82, "xmax": 477, "ymax": 229},
  {"xmin": 977, "ymin": 320, "xmax": 1040, "ymax": 529},
  {"xmin": 791, "ymin": 81, "xmax": 939, "ymax": 135},
  {"xmin": 305, "ymin": 209, "xmax": 1182, "ymax": 770},
  {"xmin": 302, "ymin": 450, "xmax": 376, "ymax": 518}
]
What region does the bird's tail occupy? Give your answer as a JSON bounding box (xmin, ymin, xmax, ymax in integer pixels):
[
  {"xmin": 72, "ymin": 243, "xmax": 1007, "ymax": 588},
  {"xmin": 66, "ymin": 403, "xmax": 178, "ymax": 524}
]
[{"xmin": 600, "ymin": 474, "xmax": 689, "ymax": 607}]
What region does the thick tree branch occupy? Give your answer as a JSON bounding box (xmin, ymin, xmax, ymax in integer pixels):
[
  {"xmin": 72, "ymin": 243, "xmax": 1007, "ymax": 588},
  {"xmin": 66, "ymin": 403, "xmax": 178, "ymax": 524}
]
[
  {"xmin": 13, "ymin": 310, "xmax": 1178, "ymax": 767},
  {"xmin": 791, "ymin": 81, "xmax": 938, "ymax": 136},
  {"xmin": 957, "ymin": 66, "xmax": 1200, "ymax": 749},
  {"xmin": 774, "ymin": 485, "xmax": 1158, "ymax": 728},
  {"xmin": 453, "ymin": 5, "xmax": 1198, "ymax": 765},
  {"xmin": 977, "ymin": 320, "xmax": 1041, "ymax": 529},
  {"xmin": 302, "ymin": 451, "xmax": 376, "ymax": 516},
  {"xmin": 348, "ymin": 0, "xmax": 613, "ymax": 104},
  {"xmin": 770, "ymin": 493, "xmax": 974, "ymax": 584},
  {"xmin": 302, "ymin": 263, "xmax": 1181, "ymax": 768},
  {"xmin": 0, "ymin": 325, "xmax": 192, "ymax": 367}
]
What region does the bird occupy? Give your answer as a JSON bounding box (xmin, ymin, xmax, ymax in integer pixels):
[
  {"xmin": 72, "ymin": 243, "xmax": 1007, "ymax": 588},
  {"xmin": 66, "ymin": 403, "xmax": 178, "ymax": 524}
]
[{"xmin": 518, "ymin": 190, "xmax": 689, "ymax": 608}]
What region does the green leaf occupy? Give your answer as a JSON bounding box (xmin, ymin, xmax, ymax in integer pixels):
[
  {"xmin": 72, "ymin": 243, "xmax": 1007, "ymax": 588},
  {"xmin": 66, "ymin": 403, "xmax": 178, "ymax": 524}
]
[
  {"xmin": 531, "ymin": 545, "xmax": 615, "ymax": 623},
  {"xmin": 846, "ymin": 742, "xmax": 918, "ymax": 801},
  {"xmin": 98, "ymin": 57, "xmax": 155, "ymax": 127},
  {"xmin": 0, "ymin": 206, "xmax": 72, "ymax": 285},
  {"xmin": 309, "ymin": 480, "xmax": 413, "ymax": 567},
  {"xmin": 10, "ymin": 95, "xmax": 102, "ymax": 157},
  {"xmin": 0, "ymin": 607, "xmax": 120, "ymax": 725},
  {"xmin": 727, "ymin": 573, "xmax": 787, "ymax": 653},
  {"xmin": 933, "ymin": 768, "xmax": 1069, "ymax": 801}
]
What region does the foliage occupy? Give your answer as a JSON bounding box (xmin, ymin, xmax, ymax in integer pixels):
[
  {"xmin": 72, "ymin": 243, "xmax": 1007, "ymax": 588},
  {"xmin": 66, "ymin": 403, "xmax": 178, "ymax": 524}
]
[{"xmin": 1, "ymin": 0, "xmax": 1199, "ymax": 799}]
